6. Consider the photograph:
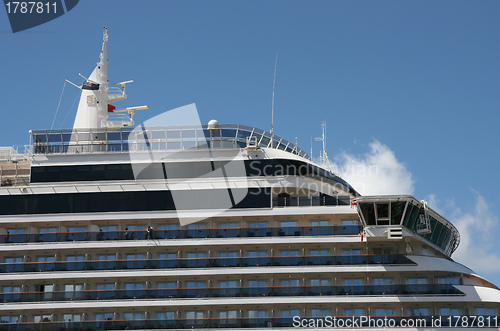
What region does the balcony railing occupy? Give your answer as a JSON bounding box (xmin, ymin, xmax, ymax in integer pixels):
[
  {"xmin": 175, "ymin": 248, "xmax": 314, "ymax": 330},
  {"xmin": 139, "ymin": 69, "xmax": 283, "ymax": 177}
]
[
  {"xmin": 1, "ymin": 315, "xmax": 496, "ymax": 330},
  {"xmin": 0, "ymin": 284, "xmax": 464, "ymax": 304},
  {"xmin": 0, "ymin": 254, "xmax": 415, "ymax": 274},
  {"xmin": 0, "ymin": 225, "xmax": 363, "ymax": 244}
]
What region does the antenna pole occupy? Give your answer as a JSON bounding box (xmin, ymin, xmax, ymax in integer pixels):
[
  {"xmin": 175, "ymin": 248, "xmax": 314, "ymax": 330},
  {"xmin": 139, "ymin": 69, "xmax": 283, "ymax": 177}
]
[
  {"xmin": 270, "ymin": 52, "xmax": 278, "ymax": 148},
  {"xmin": 315, "ymin": 121, "xmax": 332, "ymax": 171},
  {"xmin": 322, "ymin": 121, "xmax": 326, "ymax": 163},
  {"xmin": 310, "ymin": 136, "xmax": 313, "ymax": 159}
]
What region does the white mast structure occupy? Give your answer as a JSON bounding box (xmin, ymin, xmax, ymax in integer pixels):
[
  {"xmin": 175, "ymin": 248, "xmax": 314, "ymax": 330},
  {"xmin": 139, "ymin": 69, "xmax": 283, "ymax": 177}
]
[
  {"xmin": 315, "ymin": 121, "xmax": 333, "ymax": 171},
  {"xmin": 270, "ymin": 52, "xmax": 278, "ymax": 148},
  {"xmin": 72, "ymin": 28, "xmax": 148, "ymax": 131}
]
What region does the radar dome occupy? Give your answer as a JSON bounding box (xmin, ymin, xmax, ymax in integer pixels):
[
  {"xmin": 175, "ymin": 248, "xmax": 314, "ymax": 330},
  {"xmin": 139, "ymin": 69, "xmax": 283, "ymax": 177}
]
[{"xmin": 207, "ymin": 119, "xmax": 220, "ymax": 133}]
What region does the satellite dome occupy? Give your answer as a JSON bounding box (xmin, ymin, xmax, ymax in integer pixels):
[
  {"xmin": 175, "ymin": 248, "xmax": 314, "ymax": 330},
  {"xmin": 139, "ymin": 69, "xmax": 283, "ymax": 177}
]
[{"xmin": 207, "ymin": 119, "xmax": 220, "ymax": 133}]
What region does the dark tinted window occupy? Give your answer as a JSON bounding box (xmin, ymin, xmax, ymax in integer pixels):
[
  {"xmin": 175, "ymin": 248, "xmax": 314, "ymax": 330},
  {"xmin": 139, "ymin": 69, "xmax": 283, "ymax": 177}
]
[{"xmin": 0, "ymin": 188, "xmax": 270, "ymax": 216}]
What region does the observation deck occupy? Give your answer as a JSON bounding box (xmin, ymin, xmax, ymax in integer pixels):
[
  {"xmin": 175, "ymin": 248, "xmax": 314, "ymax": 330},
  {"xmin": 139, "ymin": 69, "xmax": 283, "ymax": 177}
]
[{"xmin": 30, "ymin": 124, "xmax": 312, "ymax": 159}]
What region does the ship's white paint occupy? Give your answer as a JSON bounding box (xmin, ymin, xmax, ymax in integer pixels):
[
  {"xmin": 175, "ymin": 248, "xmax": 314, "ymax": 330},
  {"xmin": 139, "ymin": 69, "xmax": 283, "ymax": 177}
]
[
  {"xmin": 0, "ymin": 256, "xmax": 480, "ymax": 281},
  {"xmin": 0, "ymin": 288, "xmax": 499, "ymax": 311},
  {"xmin": 31, "ymin": 146, "xmax": 314, "ymax": 166}
]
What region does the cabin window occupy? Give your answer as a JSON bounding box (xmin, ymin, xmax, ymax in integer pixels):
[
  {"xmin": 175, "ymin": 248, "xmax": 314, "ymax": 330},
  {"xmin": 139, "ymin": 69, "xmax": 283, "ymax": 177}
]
[
  {"xmin": 37, "ymin": 256, "xmax": 56, "ymax": 271},
  {"xmin": 219, "ymin": 222, "xmax": 238, "ymax": 228},
  {"xmin": 476, "ymin": 308, "xmax": 496, "ymax": 315},
  {"xmin": 124, "ymin": 313, "xmax": 143, "ymax": 321},
  {"xmin": 34, "ymin": 315, "xmax": 52, "ymax": 323},
  {"xmin": 439, "ymin": 308, "xmax": 460, "ymax": 316},
  {"xmin": 157, "ymin": 312, "xmax": 176, "ymax": 319},
  {"xmin": 248, "ymin": 251, "xmax": 267, "ymax": 257},
  {"xmin": 64, "ymin": 284, "xmax": 84, "ymax": 299},
  {"xmin": 280, "ymin": 279, "xmax": 300, "ymax": 287},
  {"xmin": 408, "ymin": 278, "xmax": 427, "ymax": 285},
  {"xmin": 38, "ymin": 228, "xmax": 57, "ymax": 242},
  {"xmin": 248, "ymin": 280, "xmax": 267, "ymax": 287},
  {"xmin": 311, "ymin": 220, "xmax": 329, "ymax": 226},
  {"xmin": 218, "ymin": 310, "xmax": 238, "ymax": 321},
  {"xmin": 374, "ymin": 308, "xmax": 394, "ymax": 317},
  {"xmin": 310, "ymin": 249, "xmax": 328, "ymax": 256},
  {"xmin": 345, "ymin": 309, "xmax": 364, "ymax": 317},
  {"xmin": 219, "ymin": 251, "xmax": 238, "ymax": 258},
  {"xmin": 0, "ymin": 316, "xmax": 19, "ymax": 323},
  {"xmin": 248, "ymin": 310, "xmax": 267, "ymax": 318},
  {"xmin": 310, "ymin": 279, "xmax": 330, "ymax": 286},
  {"xmin": 187, "ymin": 252, "xmax": 205, "ymax": 259},
  {"xmin": 437, "ymin": 277, "xmax": 460, "ymax": 285},
  {"xmin": 219, "ymin": 280, "xmax": 238, "ymax": 288},
  {"xmin": 343, "ymin": 278, "xmax": 363, "ymax": 286},
  {"xmin": 281, "ymin": 309, "xmax": 301, "ymax": 317},
  {"xmin": 280, "ymin": 221, "xmax": 297, "ymax": 227},
  {"xmin": 310, "ymin": 309, "xmax": 330, "ymax": 317},
  {"xmin": 5, "ymin": 257, "xmax": 22, "ymax": 264},
  {"xmin": 6, "ymin": 229, "xmax": 25, "ymax": 243},
  {"xmin": 408, "ymin": 308, "xmax": 429, "ymax": 317},
  {"xmin": 95, "ymin": 313, "xmax": 114, "ymax": 323},
  {"xmin": 185, "ymin": 311, "xmax": 205, "ymax": 320}
]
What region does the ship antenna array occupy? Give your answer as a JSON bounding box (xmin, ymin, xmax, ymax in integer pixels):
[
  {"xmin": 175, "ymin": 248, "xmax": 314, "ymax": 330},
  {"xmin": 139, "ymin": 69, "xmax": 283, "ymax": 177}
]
[
  {"xmin": 270, "ymin": 52, "xmax": 278, "ymax": 148},
  {"xmin": 315, "ymin": 121, "xmax": 333, "ymax": 171}
]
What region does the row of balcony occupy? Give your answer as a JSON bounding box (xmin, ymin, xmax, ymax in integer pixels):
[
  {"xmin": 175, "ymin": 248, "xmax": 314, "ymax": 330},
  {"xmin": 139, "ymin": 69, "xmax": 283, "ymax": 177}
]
[
  {"xmin": 0, "ymin": 254, "xmax": 414, "ymax": 273},
  {"xmin": 0, "ymin": 284, "xmax": 463, "ymax": 303},
  {"xmin": 1, "ymin": 225, "xmax": 362, "ymax": 244},
  {"xmin": 1, "ymin": 315, "xmax": 498, "ymax": 331}
]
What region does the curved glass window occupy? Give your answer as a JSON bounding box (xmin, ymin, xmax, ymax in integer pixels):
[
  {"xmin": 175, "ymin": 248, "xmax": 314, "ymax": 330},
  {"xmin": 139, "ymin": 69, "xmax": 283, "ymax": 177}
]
[
  {"xmin": 31, "ymin": 124, "xmax": 312, "ymax": 160},
  {"xmin": 358, "ymin": 197, "xmax": 459, "ymax": 256}
]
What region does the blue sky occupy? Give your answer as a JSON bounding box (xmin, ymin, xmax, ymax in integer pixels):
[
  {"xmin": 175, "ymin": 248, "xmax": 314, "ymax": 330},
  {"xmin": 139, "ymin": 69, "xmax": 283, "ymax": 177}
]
[{"xmin": 1, "ymin": 1, "xmax": 500, "ymax": 285}]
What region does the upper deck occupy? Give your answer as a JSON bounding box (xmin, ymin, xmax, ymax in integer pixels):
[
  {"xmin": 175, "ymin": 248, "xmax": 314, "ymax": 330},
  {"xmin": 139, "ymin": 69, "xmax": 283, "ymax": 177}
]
[{"xmin": 30, "ymin": 124, "xmax": 312, "ymax": 160}]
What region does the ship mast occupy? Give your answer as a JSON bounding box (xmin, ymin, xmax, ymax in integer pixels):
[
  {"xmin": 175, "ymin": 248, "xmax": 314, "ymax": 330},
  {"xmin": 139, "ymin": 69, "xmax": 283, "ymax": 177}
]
[
  {"xmin": 270, "ymin": 52, "xmax": 278, "ymax": 148},
  {"xmin": 72, "ymin": 28, "xmax": 148, "ymax": 131},
  {"xmin": 315, "ymin": 121, "xmax": 333, "ymax": 171}
]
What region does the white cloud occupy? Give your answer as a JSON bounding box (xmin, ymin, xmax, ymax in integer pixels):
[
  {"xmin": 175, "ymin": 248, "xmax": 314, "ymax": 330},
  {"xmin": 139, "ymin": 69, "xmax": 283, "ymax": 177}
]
[
  {"xmin": 424, "ymin": 194, "xmax": 446, "ymax": 215},
  {"xmin": 331, "ymin": 140, "xmax": 414, "ymax": 195},
  {"xmin": 451, "ymin": 193, "xmax": 500, "ymax": 274},
  {"xmin": 328, "ymin": 139, "xmax": 500, "ymax": 278}
]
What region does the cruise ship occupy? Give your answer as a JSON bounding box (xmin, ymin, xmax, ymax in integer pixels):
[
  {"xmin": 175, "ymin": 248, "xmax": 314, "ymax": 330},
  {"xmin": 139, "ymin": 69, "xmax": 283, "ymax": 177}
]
[{"xmin": 0, "ymin": 30, "xmax": 499, "ymax": 330}]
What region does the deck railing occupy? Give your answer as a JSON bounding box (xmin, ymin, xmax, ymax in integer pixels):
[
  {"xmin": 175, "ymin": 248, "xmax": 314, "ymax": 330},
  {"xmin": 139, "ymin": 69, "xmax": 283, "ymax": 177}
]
[
  {"xmin": 1, "ymin": 315, "xmax": 497, "ymax": 330},
  {"xmin": 0, "ymin": 284, "xmax": 463, "ymax": 304},
  {"xmin": 0, "ymin": 254, "xmax": 415, "ymax": 274},
  {"xmin": 31, "ymin": 124, "xmax": 312, "ymax": 160},
  {"xmin": 0, "ymin": 225, "xmax": 363, "ymax": 244}
]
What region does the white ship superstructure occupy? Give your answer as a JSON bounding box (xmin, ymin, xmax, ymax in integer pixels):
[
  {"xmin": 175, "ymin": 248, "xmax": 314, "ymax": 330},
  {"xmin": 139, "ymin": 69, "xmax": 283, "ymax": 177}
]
[{"xmin": 0, "ymin": 30, "xmax": 499, "ymax": 330}]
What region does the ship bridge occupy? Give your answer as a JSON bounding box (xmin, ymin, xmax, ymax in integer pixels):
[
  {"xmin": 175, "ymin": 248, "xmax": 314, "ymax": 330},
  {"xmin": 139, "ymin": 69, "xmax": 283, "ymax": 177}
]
[{"xmin": 356, "ymin": 196, "xmax": 460, "ymax": 257}]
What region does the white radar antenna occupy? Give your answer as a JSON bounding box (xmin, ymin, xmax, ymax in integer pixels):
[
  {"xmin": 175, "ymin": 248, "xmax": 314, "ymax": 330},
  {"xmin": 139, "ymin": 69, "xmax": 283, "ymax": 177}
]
[
  {"xmin": 315, "ymin": 121, "xmax": 333, "ymax": 171},
  {"xmin": 270, "ymin": 52, "xmax": 278, "ymax": 148}
]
